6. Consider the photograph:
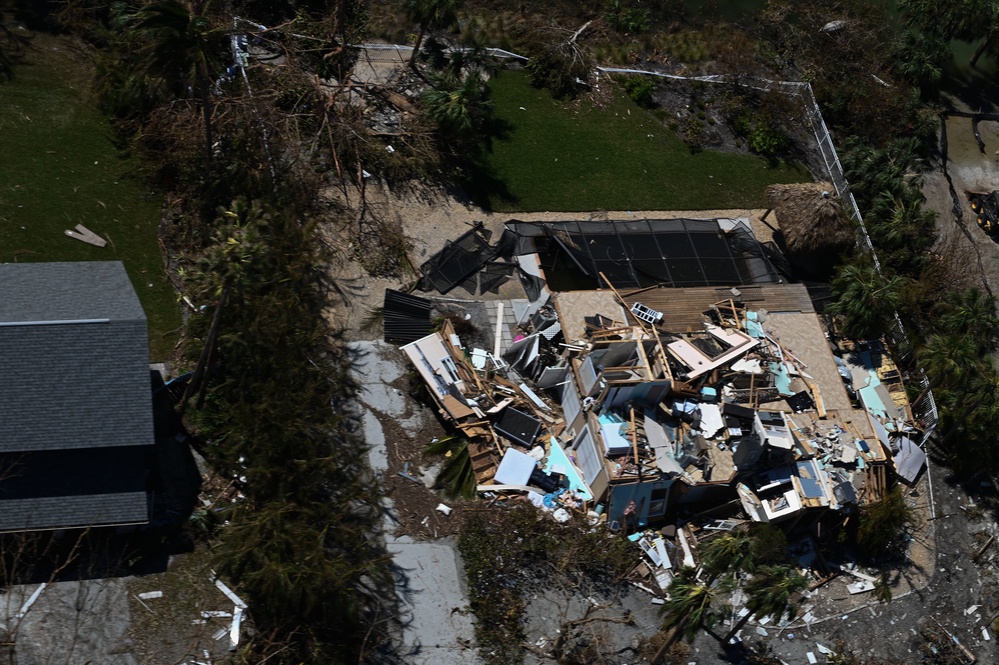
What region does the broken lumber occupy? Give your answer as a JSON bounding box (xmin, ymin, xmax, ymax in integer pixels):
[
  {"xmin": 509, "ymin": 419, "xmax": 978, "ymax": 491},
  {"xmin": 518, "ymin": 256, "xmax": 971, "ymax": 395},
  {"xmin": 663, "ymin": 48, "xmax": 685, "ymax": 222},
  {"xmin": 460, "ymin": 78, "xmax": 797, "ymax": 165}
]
[{"xmin": 64, "ymin": 224, "xmax": 107, "ymax": 247}]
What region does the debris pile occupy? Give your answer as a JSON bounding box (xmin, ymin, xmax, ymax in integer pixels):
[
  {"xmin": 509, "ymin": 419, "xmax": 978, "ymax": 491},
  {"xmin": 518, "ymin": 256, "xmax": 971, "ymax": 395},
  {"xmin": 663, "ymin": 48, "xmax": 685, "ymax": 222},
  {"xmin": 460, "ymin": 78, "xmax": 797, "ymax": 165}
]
[{"xmin": 397, "ymin": 218, "xmax": 929, "ymax": 594}]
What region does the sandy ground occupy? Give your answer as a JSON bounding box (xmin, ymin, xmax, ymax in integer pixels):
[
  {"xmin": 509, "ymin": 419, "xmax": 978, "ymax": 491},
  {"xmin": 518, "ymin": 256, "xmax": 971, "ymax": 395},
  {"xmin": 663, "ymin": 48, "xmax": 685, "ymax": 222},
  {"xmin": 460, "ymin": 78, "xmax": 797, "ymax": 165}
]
[{"xmin": 332, "ymin": 179, "xmax": 773, "ymax": 336}]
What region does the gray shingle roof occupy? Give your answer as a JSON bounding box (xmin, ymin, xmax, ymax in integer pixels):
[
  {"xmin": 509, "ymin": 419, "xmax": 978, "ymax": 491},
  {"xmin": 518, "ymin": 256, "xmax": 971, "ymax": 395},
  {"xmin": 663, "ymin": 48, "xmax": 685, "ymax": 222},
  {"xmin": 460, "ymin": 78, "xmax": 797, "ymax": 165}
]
[
  {"xmin": 0, "ymin": 261, "xmax": 146, "ymax": 323},
  {"xmin": 0, "ymin": 262, "xmax": 154, "ymax": 454},
  {"xmin": 0, "ymin": 262, "xmax": 155, "ymax": 529},
  {"xmin": 0, "ymin": 494, "xmax": 149, "ymax": 532},
  {"xmin": 0, "ymin": 446, "xmax": 150, "ymax": 531}
]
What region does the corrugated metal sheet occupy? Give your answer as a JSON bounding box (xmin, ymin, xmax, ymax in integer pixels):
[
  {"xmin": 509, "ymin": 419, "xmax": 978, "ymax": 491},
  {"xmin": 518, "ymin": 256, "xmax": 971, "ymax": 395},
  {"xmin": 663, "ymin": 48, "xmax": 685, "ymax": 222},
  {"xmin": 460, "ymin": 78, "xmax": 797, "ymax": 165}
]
[{"xmin": 383, "ymin": 289, "xmax": 433, "ymax": 345}]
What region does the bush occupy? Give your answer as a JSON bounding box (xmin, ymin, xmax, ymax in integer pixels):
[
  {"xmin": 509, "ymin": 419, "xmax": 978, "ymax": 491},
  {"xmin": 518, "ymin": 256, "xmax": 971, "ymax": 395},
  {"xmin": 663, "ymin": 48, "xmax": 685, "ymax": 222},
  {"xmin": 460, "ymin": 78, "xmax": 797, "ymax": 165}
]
[
  {"xmin": 622, "ymin": 75, "xmax": 658, "ymax": 108},
  {"xmin": 605, "ymin": 0, "xmax": 651, "ymax": 34},
  {"xmin": 857, "ymin": 487, "xmax": 913, "ymax": 561},
  {"xmin": 748, "ymin": 123, "xmax": 789, "ymax": 161},
  {"xmin": 525, "ymin": 33, "xmax": 593, "ymax": 99}
]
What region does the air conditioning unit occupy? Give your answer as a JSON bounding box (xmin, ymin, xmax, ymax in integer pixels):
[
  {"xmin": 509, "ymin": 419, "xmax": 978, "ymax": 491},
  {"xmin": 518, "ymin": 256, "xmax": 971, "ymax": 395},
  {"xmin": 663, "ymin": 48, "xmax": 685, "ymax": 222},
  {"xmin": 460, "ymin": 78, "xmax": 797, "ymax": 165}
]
[{"xmin": 630, "ymin": 302, "xmax": 663, "ymax": 325}]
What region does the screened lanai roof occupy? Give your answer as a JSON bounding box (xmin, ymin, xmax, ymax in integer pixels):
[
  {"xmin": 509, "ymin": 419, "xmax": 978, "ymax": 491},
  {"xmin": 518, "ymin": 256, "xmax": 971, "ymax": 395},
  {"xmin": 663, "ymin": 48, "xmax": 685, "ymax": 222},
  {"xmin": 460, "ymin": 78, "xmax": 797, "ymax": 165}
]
[{"xmin": 506, "ymin": 218, "xmax": 782, "ymax": 290}]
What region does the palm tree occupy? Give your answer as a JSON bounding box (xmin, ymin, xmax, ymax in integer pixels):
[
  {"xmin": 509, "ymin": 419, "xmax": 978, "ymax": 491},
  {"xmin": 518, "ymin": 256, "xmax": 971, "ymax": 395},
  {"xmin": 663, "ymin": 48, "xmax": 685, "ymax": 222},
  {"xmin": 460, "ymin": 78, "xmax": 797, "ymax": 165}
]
[
  {"xmin": 724, "ymin": 565, "xmax": 809, "ymax": 642},
  {"xmin": 698, "ymin": 530, "xmax": 757, "ymax": 579},
  {"xmin": 133, "ymin": 0, "xmax": 220, "ymax": 158},
  {"xmin": 938, "ymin": 287, "xmax": 999, "ymax": 354},
  {"xmin": 656, "ymin": 567, "xmax": 729, "ymax": 656},
  {"xmin": 403, "ymin": 0, "xmax": 462, "ymax": 68},
  {"xmin": 940, "ymin": 366, "xmax": 999, "ymax": 447},
  {"xmin": 842, "ymin": 137, "xmax": 925, "ymax": 206},
  {"xmin": 828, "ymin": 262, "xmax": 907, "ymax": 340},
  {"xmin": 867, "ymin": 187, "xmax": 935, "ymax": 254},
  {"xmin": 180, "ymin": 198, "xmax": 275, "ymax": 412},
  {"xmin": 899, "ymin": 0, "xmax": 999, "ymax": 68},
  {"xmin": 891, "ymin": 30, "xmax": 948, "ymax": 96},
  {"xmin": 424, "ymin": 436, "xmax": 477, "ymax": 499},
  {"xmin": 914, "ymin": 333, "xmax": 980, "ymax": 406},
  {"xmin": 422, "ymin": 70, "xmax": 492, "ymax": 139},
  {"xmin": 857, "ymin": 487, "xmax": 913, "ymax": 561}
]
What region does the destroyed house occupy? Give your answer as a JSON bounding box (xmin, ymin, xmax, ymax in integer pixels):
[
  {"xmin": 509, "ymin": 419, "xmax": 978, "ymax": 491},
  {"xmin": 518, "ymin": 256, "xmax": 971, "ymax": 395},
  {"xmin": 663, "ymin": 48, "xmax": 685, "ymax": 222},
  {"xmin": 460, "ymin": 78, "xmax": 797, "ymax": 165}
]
[
  {"xmin": 551, "ymin": 283, "xmax": 898, "ymax": 531},
  {"xmin": 0, "ymin": 262, "xmax": 154, "ymax": 532},
  {"xmin": 400, "ymin": 216, "xmax": 922, "ymax": 541}
]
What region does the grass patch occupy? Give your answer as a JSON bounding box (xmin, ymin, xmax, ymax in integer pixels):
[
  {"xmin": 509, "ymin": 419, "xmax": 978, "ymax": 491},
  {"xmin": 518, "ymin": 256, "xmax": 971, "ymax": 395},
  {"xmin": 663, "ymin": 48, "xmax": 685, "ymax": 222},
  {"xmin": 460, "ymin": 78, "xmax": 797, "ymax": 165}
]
[
  {"xmin": 0, "ymin": 35, "xmax": 180, "ymax": 361},
  {"xmin": 468, "ymin": 70, "xmax": 808, "ymax": 212}
]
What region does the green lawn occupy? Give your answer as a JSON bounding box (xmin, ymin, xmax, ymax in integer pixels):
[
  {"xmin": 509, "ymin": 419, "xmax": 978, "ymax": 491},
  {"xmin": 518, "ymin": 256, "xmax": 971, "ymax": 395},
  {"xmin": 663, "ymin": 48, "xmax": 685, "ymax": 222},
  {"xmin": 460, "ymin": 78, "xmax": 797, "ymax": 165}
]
[
  {"xmin": 470, "ymin": 70, "xmax": 808, "ymax": 212},
  {"xmin": 0, "ymin": 36, "xmax": 180, "ymax": 361}
]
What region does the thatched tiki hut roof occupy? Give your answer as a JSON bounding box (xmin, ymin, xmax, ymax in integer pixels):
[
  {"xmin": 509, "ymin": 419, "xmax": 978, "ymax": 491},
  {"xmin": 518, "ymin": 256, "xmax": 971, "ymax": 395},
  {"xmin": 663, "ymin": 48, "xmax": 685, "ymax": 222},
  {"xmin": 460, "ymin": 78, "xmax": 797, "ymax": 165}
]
[
  {"xmin": 765, "ymin": 183, "xmax": 855, "ymax": 279},
  {"xmin": 766, "ymin": 183, "xmax": 855, "ymax": 256}
]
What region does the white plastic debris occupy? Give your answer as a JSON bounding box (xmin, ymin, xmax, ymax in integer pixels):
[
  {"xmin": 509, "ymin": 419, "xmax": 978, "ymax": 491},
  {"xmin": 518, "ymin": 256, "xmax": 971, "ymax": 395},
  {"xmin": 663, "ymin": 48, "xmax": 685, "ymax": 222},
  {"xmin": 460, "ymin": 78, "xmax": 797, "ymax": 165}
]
[
  {"xmin": 817, "ymin": 643, "xmax": 835, "ymax": 655},
  {"xmin": 229, "ymin": 606, "xmax": 244, "ymax": 650},
  {"xmin": 212, "ymin": 574, "xmax": 248, "ymax": 609},
  {"xmin": 806, "ymin": 652, "xmax": 817, "ymax": 664},
  {"xmin": 984, "ymin": 627, "xmax": 991, "ymax": 641},
  {"xmin": 386, "ymin": 145, "xmax": 395, "ymax": 153},
  {"xmin": 436, "ymin": 503, "xmax": 453, "ymax": 516},
  {"xmin": 965, "ymin": 605, "xmax": 980, "ymax": 616},
  {"xmin": 15, "ymin": 583, "xmax": 47, "ymax": 620},
  {"xmin": 137, "ymin": 591, "xmax": 163, "ymax": 600}
]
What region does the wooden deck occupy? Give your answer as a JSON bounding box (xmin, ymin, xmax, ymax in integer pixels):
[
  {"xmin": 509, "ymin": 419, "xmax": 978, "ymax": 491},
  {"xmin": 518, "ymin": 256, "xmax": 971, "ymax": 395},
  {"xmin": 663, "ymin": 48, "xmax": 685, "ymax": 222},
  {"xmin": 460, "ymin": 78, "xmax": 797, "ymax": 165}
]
[{"xmin": 617, "ymin": 283, "xmax": 815, "ymax": 333}]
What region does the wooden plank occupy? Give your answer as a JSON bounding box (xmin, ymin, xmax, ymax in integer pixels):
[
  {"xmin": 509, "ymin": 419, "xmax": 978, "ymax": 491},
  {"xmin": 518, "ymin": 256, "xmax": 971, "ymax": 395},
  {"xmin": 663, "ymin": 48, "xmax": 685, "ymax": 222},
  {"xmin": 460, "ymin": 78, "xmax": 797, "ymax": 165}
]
[{"xmin": 64, "ymin": 228, "xmax": 107, "ymax": 247}]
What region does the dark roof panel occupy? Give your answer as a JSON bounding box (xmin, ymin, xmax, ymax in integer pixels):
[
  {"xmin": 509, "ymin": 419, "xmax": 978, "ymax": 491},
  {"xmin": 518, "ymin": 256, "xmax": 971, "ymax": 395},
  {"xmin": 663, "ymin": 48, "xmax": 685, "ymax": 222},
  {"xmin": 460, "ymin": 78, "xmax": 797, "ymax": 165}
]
[
  {"xmin": 0, "ymin": 321, "xmax": 154, "ymax": 453},
  {"xmin": 0, "ymin": 261, "xmax": 146, "ymax": 323},
  {"xmin": 0, "ymin": 446, "xmax": 151, "ymax": 531}
]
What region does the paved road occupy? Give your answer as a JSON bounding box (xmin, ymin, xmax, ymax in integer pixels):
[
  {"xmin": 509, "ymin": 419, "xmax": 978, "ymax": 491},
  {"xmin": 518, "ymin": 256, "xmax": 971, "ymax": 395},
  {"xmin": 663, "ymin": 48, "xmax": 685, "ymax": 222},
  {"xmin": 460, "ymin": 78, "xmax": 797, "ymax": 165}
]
[{"xmin": 350, "ymin": 340, "xmax": 482, "ymax": 665}]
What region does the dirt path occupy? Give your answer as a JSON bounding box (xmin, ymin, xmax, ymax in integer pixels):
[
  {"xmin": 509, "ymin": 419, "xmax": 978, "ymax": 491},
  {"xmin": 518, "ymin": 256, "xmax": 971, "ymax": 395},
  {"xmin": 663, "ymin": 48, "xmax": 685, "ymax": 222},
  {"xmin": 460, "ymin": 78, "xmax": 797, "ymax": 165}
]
[{"xmin": 926, "ymin": 116, "xmax": 999, "ymax": 298}]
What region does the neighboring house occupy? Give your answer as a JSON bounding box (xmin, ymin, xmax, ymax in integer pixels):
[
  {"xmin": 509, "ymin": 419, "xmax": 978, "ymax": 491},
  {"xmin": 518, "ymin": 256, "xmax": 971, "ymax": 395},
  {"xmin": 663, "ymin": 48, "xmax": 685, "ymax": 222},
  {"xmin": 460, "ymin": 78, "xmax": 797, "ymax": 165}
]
[{"xmin": 0, "ymin": 262, "xmax": 154, "ymax": 532}]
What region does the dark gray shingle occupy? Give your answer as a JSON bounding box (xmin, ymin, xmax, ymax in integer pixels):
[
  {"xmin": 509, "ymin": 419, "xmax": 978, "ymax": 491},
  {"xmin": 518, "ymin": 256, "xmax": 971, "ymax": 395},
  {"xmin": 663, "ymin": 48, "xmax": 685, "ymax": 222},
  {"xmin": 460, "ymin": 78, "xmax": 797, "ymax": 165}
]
[
  {"xmin": 0, "ymin": 321, "xmax": 153, "ymax": 453},
  {"xmin": 0, "ymin": 493, "xmax": 149, "ymax": 532},
  {"xmin": 0, "ymin": 261, "xmax": 146, "ymax": 323}
]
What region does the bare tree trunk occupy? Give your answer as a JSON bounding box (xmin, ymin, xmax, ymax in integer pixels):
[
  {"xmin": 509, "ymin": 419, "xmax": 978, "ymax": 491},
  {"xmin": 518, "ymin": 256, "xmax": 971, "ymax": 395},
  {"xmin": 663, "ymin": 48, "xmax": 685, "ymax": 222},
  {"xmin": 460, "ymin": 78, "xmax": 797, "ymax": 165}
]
[
  {"xmin": 723, "ymin": 611, "xmax": 752, "ymax": 643},
  {"xmin": 970, "ymin": 30, "xmax": 997, "ymax": 69},
  {"xmin": 197, "ymin": 61, "xmax": 214, "ymax": 161},
  {"xmin": 409, "ymin": 26, "xmax": 426, "ymax": 68},
  {"xmin": 180, "ymin": 284, "xmax": 229, "ymax": 416},
  {"xmin": 651, "ymin": 624, "xmax": 683, "ymax": 664}
]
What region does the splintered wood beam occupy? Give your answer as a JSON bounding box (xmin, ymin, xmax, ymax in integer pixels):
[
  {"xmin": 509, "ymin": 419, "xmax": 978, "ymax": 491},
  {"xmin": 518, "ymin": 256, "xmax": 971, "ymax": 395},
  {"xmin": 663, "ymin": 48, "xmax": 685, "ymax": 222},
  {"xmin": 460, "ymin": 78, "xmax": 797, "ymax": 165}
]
[{"xmin": 598, "ymin": 271, "xmax": 673, "ymax": 381}]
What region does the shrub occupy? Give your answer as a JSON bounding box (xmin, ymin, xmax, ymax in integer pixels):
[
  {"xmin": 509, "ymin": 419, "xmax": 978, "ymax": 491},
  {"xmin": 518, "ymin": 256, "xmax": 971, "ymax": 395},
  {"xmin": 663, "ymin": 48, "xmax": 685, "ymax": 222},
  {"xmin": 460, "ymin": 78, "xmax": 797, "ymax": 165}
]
[
  {"xmin": 748, "ymin": 123, "xmax": 789, "ymax": 161},
  {"xmin": 622, "ymin": 75, "xmax": 658, "ymax": 108}
]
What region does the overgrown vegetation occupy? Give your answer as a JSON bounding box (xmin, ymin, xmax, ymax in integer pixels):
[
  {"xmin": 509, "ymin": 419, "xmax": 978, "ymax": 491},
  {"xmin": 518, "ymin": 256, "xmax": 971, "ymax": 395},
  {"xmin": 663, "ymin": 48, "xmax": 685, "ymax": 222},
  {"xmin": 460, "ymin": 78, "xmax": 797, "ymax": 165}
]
[{"xmin": 459, "ymin": 505, "xmax": 634, "ymax": 664}]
